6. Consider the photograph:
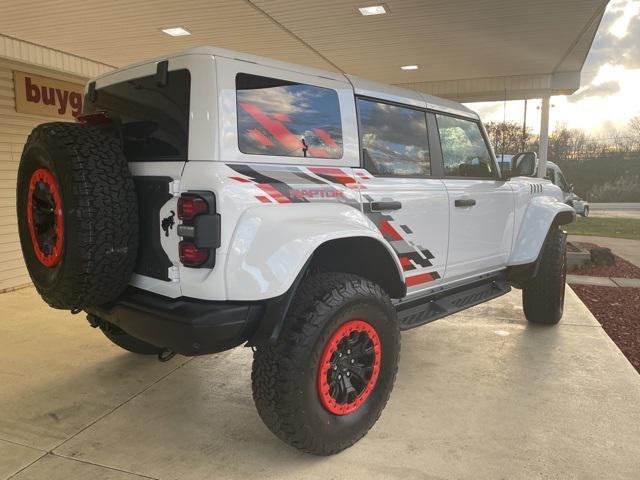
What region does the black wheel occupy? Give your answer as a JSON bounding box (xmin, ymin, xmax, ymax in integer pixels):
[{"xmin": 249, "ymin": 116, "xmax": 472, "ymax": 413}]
[
  {"xmin": 100, "ymin": 323, "xmax": 162, "ymax": 355},
  {"xmin": 522, "ymin": 228, "xmax": 567, "ymax": 324},
  {"xmin": 16, "ymin": 122, "xmax": 138, "ymax": 310},
  {"xmin": 251, "ymin": 272, "xmax": 400, "ymax": 455}
]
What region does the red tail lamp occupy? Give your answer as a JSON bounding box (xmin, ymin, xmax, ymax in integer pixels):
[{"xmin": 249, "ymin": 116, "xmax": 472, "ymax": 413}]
[
  {"xmin": 76, "ymin": 111, "xmax": 111, "ymax": 125},
  {"xmin": 178, "ymin": 194, "xmax": 209, "ymax": 221},
  {"xmin": 179, "ymin": 241, "xmax": 209, "ymax": 267}
]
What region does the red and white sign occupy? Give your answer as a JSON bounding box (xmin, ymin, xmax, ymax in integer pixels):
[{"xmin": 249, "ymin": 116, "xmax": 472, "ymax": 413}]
[{"xmin": 14, "ymin": 71, "xmax": 84, "ymax": 119}]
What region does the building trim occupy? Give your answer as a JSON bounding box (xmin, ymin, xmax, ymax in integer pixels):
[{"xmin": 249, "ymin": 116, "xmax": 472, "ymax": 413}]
[{"xmin": 0, "ymin": 34, "xmax": 114, "ymax": 80}]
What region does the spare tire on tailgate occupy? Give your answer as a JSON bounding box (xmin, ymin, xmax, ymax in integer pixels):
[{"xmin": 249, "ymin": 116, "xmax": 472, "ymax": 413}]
[{"xmin": 16, "ymin": 122, "xmax": 138, "ymax": 310}]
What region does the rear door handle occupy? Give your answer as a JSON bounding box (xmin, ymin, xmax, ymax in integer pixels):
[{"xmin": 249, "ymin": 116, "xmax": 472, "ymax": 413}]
[
  {"xmin": 370, "ymin": 201, "xmax": 402, "ymax": 211},
  {"xmin": 455, "ymin": 198, "xmax": 476, "ymax": 207}
]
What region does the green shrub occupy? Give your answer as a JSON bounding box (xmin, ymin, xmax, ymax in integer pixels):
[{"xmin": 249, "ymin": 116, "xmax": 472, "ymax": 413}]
[{"xmin": 589, "ymin": 175, "xmax": 640, "ymax": 202}]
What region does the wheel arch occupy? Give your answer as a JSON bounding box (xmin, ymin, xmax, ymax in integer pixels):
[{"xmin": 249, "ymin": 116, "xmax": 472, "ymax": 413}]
[
  {"xmin": 245, "ymin": 234, "xmax": 406, "ymax": 348},
  {"xmin": 224, "ymin": 203, "xmax": 405, "ymax": 301},
  {"xmin": 508, "ymin": 196, "xmax": 575, "ymax": 267},
  {"xmin": 310, "ymin": 236, "xmax": 406, "ymax": 299}
]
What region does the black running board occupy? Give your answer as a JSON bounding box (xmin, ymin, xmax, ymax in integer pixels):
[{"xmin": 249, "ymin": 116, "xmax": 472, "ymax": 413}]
[{"xmin": 396, "ymin": 279, "xmax": 511, "ymax": 331}]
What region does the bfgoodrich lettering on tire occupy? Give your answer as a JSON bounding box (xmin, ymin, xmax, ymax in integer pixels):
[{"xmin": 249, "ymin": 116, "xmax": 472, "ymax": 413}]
[
  {"xmin": 16, "ymin": 122, "xmax": 138, "ymax": 309},
  {"xmin": 251, "ymin": 272, "xmax": 400, "ymax": 455}
]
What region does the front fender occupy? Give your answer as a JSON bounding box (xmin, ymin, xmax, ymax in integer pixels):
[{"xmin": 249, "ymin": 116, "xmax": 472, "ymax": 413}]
[
  {"xmin": 225, "ymin": 203, "xmax": 403, "ymax": 300},
  {"xmin": 508, "ymin": 195, "xmax": 575, "ymax": 265}
]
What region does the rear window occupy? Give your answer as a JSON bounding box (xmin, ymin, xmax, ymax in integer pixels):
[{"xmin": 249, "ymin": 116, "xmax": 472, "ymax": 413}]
[
  {"xmin": 236, "ymin": 73, "xmax": 343, "ymax": 159},
  {"xmin": 84, "ymin": 69, "xmax": 190, "ymax": 162}
]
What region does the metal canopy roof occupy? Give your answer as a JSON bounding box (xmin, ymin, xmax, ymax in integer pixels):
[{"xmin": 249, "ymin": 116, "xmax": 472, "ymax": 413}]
[{"xmin": 0, "ymin": 0, "xmax": 608, "ymax": 102}]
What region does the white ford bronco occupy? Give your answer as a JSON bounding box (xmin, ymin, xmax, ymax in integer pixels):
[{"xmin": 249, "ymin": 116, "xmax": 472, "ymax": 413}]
[{"xmin": 16, "ymin": 47, "xmax": 574, "ymax": 455}]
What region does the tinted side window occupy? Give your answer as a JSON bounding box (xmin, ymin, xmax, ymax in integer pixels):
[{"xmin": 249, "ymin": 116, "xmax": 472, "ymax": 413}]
[
  {"xmin": 357, "ymin": 99, "xmax": 430, "ymax": 176},
  {"xmin": 556, "ymin": 172, "xmax": 570, "ymax": 191},
  {"xmin": 236, "ymin": 73, "xmax": 342, "ymax": 159},
  {"xmin": 436, "ymin": 115, "xmax": 496, "ymax": 179},
  {"xmin": 545, "ymin": 168, "xmax": 556, "ymax": 183},
  {"xmin": 84, "ymin": 69, "xmax": 190, "ymax": 162}
]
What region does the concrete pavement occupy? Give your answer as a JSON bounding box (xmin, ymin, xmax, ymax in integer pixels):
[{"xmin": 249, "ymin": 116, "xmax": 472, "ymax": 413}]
[
  {"xmin": 590, "ymin": 203, "xmax": 640, "ymax": 220},
  {"xmin": 589, "ymin": 203, "xmax": 640, "ymax": 211},
  {"xmin": 567, "ymin": 275, "xmax": 640, "ymax": 287},
  {"xmin": 1, "ymin": 286, "xmax": 639, "ymax": 480},
  {"xmin": 566, "ymin": 274, "xmax": 618, "ymax": 287}
]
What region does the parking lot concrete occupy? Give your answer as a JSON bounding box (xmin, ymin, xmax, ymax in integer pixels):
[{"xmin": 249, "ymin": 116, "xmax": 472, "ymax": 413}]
[{"xmin": 1, "ymin": 286, "xmax": 639, "ymax": 480}]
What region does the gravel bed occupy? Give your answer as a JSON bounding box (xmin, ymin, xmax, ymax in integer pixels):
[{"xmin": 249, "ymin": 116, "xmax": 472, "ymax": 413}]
[
  {"xmin": 572, "ymin": 285, "xmax": 640, "ymax": 373},
  {"xmin": 571, "ymin": 242, "xmax": 640, "ymax": 278}
]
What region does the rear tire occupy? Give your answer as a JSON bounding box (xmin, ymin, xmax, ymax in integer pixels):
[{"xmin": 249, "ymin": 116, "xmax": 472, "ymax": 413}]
[
  {"xmin": 16, "ymin": 122, "xmax": 138, "ymax": 310},
  {"xmin": 251, "ymin": 272, "xmax": 400, "ymax": 455},
  {"xmin": 522, "ymin": 228, "xmax": 567, "ymax": 325}
]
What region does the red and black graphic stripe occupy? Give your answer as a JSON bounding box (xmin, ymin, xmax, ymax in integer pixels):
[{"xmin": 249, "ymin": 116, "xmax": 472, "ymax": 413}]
[
  {"xmin": 363, "ymin": 194, "xmax": 439, "ymax": 285},
  {"xmin": 228, "ymin": 165, "xmax": 440, "ymax": 287},
  {"xmin": 228, "ymin": 164, "xmax": 308, "ymax": 204},
  {"xmin": 307, "ymin": 167, "xmax": 359, "ymax": 188},
  {"xmin": 400, "ymin": 250, "xmax": 434, "ymax": 269},
  {"xmin": 228, "ymin": 164, "xmax": 358, "ymax": 205},
  {"xmin": 405, "ymin": 271, "xmax": 441, "ymax": 287}
]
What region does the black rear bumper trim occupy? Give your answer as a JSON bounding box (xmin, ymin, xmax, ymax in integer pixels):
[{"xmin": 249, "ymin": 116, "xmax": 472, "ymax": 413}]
[{"xmin": 87, "ymin": 288, "xmax": 264, "ymax": 356}]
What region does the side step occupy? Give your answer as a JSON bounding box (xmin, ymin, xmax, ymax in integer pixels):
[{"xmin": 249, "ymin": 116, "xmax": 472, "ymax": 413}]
[{"xmin": 396, "ymin": 279, "xmax": 511, "ymax": 331}]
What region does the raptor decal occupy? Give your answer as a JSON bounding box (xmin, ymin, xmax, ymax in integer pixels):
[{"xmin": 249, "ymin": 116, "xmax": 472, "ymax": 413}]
[
  {"xmin": 227, "ymin": 164, "xmax": 356, "ymax": 205},
  {"xmin": 227, "ymin": 164, "xmax": 440, "ymax": 287}
]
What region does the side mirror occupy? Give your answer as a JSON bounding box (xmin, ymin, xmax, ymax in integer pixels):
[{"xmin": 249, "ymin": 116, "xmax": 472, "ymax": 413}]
[{"xmin": 510, "ymin": 152, "xmax": 537, "ymax": 178}]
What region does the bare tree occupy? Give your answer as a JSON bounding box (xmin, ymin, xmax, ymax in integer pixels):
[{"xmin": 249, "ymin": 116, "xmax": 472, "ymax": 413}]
[
  {"xmin": 485, "ymin": 121, "xmax": 534, "ymax": 155},
  {"xmin": 628, "ymin": 115, "xmax": 640, "ymax": 149}
]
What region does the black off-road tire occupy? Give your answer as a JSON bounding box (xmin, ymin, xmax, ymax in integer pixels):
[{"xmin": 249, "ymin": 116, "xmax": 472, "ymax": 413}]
[
  {"xmin": 16, "ymin": 122, "xmax": 138, "ymax": 310},
  {"xmin": 251, "ymin": 272, "xmax": 400, "ymax": 455},
  {"xmin": 100, "ymin": 323, "xmax": 162, "ymax": 355},
  {"xmin": 522, "ymin": 228, "xmax": 567, "ymax": 324}
]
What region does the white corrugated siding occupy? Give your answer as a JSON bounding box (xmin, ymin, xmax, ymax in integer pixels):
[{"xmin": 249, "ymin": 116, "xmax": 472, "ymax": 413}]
[
  {"xmin": 0, "ymin": 58, "xmax": 98, "ymax": 291},
  {"xmin": 0, "ymin": 34, "xmax": 113, "ymax": 79}
]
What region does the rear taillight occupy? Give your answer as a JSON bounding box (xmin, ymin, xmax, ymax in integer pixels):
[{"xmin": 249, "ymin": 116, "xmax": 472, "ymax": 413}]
[
  {"xmin": 177, "ymin": 194, "xmax": 208, "ymax": 221},
  {"xmin": 76, "ymin": 111, "xmax": 111, "ymax": 125},
  {"xmin": 179, "ymin": 241, "xmax": 209, "ymax": 267},
  {"xmin": 176, "ymin": 191, "xmax": 220, "ymax": 269}
]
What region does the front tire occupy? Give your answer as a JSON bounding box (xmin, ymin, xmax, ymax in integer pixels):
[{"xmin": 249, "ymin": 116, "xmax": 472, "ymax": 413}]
[
  {"xmin": 522, "ymin": 228, "xmax": 567, "ymax": 325},
  {"xmin": 251, "ymin": 273, "xmax": 400, "ymax": 455}
]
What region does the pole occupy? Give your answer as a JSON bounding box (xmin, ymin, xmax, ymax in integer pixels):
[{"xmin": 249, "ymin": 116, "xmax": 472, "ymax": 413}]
[
  {"xmin": 538, "ymin": 96, "xmax": 550, "ymax": 178},
  {"xmin": 522, "ymin": 99, "xmax": 527, "ymax": 152}
]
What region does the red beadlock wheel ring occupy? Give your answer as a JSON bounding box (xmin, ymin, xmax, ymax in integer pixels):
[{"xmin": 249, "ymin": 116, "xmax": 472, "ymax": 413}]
[
  {"xmin": 317, "ymin": 319, "xmax": 382, "ymax": 415},
  {"xmin": 26, "ymin": 168, "xmax": 64, "ymax": 267}
]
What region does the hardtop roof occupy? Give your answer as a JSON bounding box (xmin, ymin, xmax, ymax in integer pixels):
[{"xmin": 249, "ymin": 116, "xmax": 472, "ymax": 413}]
[{"xmin": 94, "ymin": 45, "xmax": 478, "ymax": 120}]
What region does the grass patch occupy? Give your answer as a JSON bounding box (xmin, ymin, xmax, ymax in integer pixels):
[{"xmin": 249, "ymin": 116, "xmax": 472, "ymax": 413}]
[{"xmin": 564, "ymin": 216, "xmax": 640, "ymax": 240}]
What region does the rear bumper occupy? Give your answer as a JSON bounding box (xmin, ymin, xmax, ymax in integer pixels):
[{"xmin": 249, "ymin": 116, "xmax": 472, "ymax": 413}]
[{"xmin": 87, "ymin": 288, "xmax": 264, "ymax": 356}]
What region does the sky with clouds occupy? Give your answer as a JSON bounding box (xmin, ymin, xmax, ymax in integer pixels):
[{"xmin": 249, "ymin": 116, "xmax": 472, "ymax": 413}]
[{"xmin": 467, "ymin": 0, "xmax": 640, "ymax": 136}]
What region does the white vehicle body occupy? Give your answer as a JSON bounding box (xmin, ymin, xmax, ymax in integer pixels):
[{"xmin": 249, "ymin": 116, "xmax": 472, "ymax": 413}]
[
  {"xmin": 15, "ymin": 45, "xmax": 577, "ymax": 454},
  {"xmin": 85, "ymin": 46, "xmax": 574, "ymax": 306},
  {"xmin": 542, "ymin": 161, "xmax": 589, "ymax": 216}
]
